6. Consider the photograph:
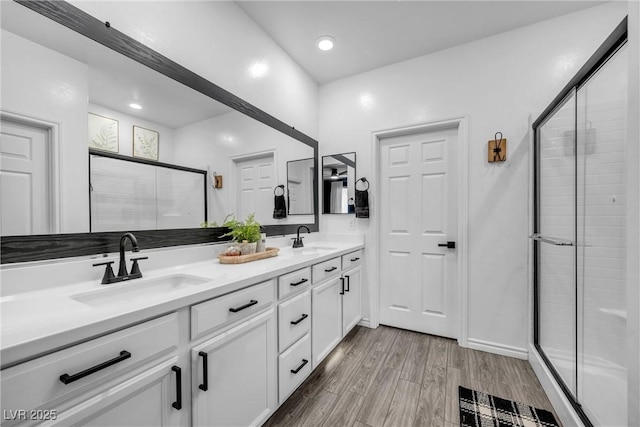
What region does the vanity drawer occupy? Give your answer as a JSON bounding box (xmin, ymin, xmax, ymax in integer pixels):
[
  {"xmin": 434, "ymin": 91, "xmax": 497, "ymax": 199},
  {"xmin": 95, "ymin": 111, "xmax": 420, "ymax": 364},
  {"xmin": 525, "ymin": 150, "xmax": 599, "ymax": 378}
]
[
  {"xmin": 312, "ymin": 257, "xmax": 341, "ymax": 284},
  {"xmin": 0, "ymin": 313, "xmax": 178, "ymax": 415},
  {"xmin": 191, "ymin": 279, "xmax": 274, "ymax": 340},
  {"xmin": 342, "ymin": 249, "xmax": 364, "ymax": 270},
  {"xmin": 278, "ymin": 267, "xmax": 311, "ymax": 300},
  {"xmin": 278, "ymin": 290, "xmax": 311, "ymax": 352},
  {"xmin": 278, "ymin": 333, "xmax": 311, "ymax": 404}
]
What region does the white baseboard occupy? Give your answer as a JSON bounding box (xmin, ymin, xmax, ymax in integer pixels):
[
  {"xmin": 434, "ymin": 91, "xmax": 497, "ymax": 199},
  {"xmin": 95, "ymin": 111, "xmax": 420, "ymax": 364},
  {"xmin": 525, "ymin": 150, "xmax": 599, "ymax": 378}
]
[
  {"xmin": 466, "ymin": 338, "xmax": 528, "ymax": 360},
  {"xmin": 357, "ymin": 318, "xmax": 372, "ymax": 328},
  {"xmin": 528, "ymin": 344, "xmax": 585, "ymax": 427}
]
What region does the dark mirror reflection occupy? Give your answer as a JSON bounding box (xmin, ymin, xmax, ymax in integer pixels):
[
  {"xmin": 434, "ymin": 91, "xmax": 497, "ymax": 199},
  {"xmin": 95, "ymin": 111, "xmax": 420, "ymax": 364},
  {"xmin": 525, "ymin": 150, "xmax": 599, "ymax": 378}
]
[{"xmin": 322, "ymin": 152, "xmax": 356, "ymax": 214}]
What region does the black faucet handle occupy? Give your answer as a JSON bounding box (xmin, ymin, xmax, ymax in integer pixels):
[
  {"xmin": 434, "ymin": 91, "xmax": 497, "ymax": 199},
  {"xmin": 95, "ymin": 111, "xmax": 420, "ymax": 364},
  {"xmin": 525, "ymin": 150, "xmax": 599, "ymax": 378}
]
[
  {"xmin": 93, "ymin": 260, "xmax": 114, "ymax": 267},
  {"xmin": 130, "ymin": 256, "xmax": 148, "ymax": 277},
  {"xmin": 93, "ymin": 261, "xmax": 116, "ymax": 285}
]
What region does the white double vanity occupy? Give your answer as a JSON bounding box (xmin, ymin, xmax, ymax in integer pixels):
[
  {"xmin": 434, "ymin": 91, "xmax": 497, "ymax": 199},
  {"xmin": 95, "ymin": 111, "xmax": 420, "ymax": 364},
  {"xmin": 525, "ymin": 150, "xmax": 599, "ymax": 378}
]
[{"xmin": 0, "ymin": 235, "xmax": 364, "ymax": 426}]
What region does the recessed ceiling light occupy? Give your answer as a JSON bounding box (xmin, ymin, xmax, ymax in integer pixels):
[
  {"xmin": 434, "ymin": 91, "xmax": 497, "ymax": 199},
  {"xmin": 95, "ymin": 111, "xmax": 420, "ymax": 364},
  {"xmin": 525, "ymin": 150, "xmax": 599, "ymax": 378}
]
[
  {"xmin": 316, "ymin": 35, "xmax": 335, "ymax": 51},
  {"xmin": 129, "ymin": 103, "xmax": 142, "ymax": 110},
  {"xmin": 248, "ymin": 60, "xmax": 269, "ymax": 79}
]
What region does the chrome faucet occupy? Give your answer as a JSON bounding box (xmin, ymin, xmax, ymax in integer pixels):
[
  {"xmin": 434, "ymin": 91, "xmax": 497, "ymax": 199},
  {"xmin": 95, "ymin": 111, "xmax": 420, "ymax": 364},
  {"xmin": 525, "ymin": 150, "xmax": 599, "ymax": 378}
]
[
  {"xmin": 93, "ymin": 232, "xmax": 147, "ymax": 284},
  {"xmin": 292, "ymin": 225, "xmax": 310, "ymax": 248}
]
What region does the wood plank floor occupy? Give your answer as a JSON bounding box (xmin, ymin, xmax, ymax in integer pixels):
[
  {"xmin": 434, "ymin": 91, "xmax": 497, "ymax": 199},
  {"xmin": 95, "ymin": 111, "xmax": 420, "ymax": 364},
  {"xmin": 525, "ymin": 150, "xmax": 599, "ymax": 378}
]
[{"xmin": 264, "ymin": 325, "xmax": 560, "ymax": 427}]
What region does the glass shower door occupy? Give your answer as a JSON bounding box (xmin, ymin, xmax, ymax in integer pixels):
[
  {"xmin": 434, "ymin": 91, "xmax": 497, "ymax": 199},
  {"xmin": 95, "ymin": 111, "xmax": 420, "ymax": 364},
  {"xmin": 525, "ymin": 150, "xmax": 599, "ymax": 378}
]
[
  {"xmin": 576, "ymin": 43, "xmax": 628, "ymax": 426},
  {"xmin": 536, "ymin": 90, "xmax": 577, "ymax": 398}
]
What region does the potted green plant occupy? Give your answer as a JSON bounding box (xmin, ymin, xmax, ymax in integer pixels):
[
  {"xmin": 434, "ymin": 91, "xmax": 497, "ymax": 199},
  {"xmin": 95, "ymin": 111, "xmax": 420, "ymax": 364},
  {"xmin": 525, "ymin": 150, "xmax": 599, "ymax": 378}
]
[{"xmin": 222, "ymin": 213, "xmax": 262, "ymax": 255}]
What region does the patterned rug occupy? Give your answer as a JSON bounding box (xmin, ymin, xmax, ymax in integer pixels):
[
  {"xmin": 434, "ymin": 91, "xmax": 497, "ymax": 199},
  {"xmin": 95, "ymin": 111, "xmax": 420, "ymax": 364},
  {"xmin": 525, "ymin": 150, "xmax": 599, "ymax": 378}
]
[{"xmin": 459, "ymin": 386, "xmax": 560, "ymax": 427}]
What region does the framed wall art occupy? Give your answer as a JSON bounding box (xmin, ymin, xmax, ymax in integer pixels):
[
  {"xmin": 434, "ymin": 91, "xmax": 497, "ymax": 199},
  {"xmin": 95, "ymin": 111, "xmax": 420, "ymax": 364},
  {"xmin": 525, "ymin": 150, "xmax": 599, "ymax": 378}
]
[
  {"xmin": 88, "ymin": 112, "xmax": 119, "ymax": 153},
  {"xmin": 133, "ymin": 125, "xmax": 159, "ymax": 161}
]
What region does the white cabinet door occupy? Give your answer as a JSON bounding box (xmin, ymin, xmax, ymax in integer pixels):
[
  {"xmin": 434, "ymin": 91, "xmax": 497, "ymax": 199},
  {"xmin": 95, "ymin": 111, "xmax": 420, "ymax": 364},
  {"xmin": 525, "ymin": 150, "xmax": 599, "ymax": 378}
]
[
  {"xmin": 311, "ymin": 277, "xmax": 343, "ymax": 367},
  {"xmin": 342, "ymin": 266, "xmax": 362, "ymax": 336},
  {"xmin": 50, "ymin": 358, "xmax": 184, "ymax": 426},
  {"xmin": 192, "ymin": 310, "xmax": 276, "ymax": 427}
]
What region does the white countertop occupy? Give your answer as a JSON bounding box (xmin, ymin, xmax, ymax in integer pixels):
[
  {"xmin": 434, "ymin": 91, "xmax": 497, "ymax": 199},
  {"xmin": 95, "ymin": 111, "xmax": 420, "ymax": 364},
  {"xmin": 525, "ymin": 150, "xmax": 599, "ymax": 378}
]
[{"xmin": 0, "ymin": 236, "xmax": 364, "ymax": 368}]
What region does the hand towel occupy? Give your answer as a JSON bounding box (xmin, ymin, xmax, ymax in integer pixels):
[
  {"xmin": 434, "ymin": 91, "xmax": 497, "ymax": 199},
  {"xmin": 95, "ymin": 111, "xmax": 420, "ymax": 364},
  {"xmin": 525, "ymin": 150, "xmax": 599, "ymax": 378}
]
[
  {"xmin": 273, "ymin": 185, "xmax": 287, "ymax": 219},
  {"xmin": 355, "ymin": 178, "xmax": 369, "ymax": 218}
]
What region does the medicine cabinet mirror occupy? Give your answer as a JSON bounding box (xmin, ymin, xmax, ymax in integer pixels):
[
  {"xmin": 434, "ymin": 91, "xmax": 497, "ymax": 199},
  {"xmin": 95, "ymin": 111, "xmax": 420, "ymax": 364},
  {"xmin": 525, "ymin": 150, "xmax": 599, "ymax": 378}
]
[
  {"xmin": 322, "ymin": 153, "xmax": 356, "ymax": 214},
  {"xmin": 0, "ymin": 0, "xmax": 318, "ymax": 263}
]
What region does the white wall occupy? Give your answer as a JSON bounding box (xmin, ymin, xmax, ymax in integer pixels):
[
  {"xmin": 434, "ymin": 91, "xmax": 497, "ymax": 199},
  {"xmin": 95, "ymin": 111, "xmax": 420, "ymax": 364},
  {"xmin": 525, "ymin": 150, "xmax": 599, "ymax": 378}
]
[
  {"xmin": 88, "ymin": 104, "xmax": 176, "ymax": 163},
  {"xmin": 1, "ymin": 30, "xmax": 90, "ymax": 233},
  {"xmin": 69, "ymin": 1, "xmax": 319, "ymax": 140},
  {"xmin": 318, "ymin": 3, "xmax": 628, "ymax": 353}
]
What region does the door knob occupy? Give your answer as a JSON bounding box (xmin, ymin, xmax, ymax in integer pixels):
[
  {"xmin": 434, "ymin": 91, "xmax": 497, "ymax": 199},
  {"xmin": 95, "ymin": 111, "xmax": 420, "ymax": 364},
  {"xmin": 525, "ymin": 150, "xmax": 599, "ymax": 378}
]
[{"xmin": 438, "ymin": 241, "xmax": 456, "ymax": 249}]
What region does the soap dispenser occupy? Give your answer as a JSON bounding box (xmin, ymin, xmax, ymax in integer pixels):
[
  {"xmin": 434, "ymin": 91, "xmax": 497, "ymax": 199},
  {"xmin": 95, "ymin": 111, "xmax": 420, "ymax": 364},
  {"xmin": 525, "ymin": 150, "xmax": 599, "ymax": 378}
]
[{"xmin": 256, "ymin": 232, "xmax": 267, "ymax": 252}]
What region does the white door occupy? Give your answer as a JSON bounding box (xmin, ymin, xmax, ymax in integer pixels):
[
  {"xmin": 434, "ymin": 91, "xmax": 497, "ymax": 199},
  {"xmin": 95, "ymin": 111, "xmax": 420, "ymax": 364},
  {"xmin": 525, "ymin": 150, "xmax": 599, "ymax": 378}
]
[
  {"xmin": 234, "ymin": 153, "xmax": 275, "ymax": 223},
  {"xmin": 379, "ymin": 127, "xmax": 458, "ymax": 338},
  {"xmin": 0, "ymin": 119, "xmax": 51, "ymax": 236},
  {"xmin": 288, "ymin": 181, "xmax": 301, "ymax": 214}
]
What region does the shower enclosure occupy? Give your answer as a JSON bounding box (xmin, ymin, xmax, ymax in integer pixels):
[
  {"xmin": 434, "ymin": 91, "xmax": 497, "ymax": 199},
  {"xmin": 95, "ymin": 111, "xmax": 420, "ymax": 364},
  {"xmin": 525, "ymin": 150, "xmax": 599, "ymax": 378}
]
[{"xmin": 533, "ymin": 20, "xmax": 628, "ymax": 427}]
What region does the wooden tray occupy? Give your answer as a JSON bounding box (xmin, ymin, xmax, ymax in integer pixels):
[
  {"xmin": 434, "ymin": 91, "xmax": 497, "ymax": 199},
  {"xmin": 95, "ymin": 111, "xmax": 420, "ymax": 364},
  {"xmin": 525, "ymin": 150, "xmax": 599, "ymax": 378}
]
[{"xmin": 218, "ymin": 247, "xmax": 279, "ymax": 264}]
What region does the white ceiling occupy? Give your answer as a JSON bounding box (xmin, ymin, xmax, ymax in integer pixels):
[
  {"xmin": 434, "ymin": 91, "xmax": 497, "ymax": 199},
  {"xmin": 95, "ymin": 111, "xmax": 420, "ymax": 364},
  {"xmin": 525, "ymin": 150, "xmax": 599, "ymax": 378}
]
[{"xmin": 236, "ymin": 1, "xmax": 606, "ymax": 84}]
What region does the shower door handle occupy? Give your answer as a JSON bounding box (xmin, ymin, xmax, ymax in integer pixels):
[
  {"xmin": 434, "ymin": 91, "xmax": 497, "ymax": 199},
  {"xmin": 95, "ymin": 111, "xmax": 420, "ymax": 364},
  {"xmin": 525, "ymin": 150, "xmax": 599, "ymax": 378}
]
[{"xmin": 529, "ymin": 234, "xmax": 574, "ymax": 246}]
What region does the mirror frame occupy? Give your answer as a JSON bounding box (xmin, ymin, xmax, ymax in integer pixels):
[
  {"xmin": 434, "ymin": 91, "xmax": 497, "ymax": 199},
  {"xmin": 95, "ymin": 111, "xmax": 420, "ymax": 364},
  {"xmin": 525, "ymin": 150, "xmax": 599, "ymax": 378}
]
[{"xmin": 1, "ymin": 0, "xmax": 318, "ymax": 264}]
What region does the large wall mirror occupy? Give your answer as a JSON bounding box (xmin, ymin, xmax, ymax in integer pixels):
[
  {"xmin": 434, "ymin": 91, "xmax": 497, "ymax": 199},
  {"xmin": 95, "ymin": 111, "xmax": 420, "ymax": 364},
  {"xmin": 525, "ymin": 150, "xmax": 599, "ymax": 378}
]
[
  {"xmin": 322, "ymin": 153, "xmax": 356, "ymax": 214},
  {"xmin": 287, "ymin": 158, "xmax": 315, "ymax": 215},
  {"xmin": 89, "ymin": 150, "xmax": 208, "ymax": 232},
  {"xmin": 0, "ymin": 0, "xmax": 318, "ymax": 263}
]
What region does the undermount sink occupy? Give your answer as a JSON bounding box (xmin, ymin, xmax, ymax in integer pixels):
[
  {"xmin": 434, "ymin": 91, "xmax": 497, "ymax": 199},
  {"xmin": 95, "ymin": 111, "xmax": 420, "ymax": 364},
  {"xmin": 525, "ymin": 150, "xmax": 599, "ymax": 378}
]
[
  {"xmin": 305, "ymin": 245, "xmax": 337, "ymax": 251},
  {"xmin": 71, "ymin": 274, "xmax": 211, "ymax": 307},
  {"xmin": 291, "ymin": 245, "xmax": 337, "ymax": 255}
]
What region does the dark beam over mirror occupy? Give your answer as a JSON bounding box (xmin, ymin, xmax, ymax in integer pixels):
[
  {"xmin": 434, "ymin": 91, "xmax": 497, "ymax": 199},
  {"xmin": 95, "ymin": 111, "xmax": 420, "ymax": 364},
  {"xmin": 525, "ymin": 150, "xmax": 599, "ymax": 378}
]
[{"xmin": 1, "ymin": 0, "xmax": 319, "ymax": 264}]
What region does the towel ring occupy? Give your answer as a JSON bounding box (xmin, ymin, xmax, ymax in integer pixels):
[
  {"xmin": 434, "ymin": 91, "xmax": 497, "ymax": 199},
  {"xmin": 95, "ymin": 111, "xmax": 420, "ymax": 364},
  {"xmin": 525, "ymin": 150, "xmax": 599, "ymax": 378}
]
[
  {"xmin": 356, "ymin": 177, "xmax": 369, "ymax": 191},
  {"xmin": 274, "ymin": 185, "xmax": 285, "ymax": 196}
]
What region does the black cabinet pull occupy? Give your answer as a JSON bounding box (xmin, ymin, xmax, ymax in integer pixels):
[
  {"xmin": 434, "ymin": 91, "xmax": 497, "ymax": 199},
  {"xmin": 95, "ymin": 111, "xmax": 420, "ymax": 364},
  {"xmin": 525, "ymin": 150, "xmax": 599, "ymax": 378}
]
[
  {"xmin": 350, "ymin": 257, "xmax": 360, "ymax": 262},
  {"xmin": 324, "ymin": 266, "xmax": 337, "ymax": 273},
  {"xmin": 345, "ymin": 275, "xmax": 350, "ymax": 292},
  {"xmin": 290, "ymin": 278, "xmax": 308, "ymax": 287},
  {"xmin": 198, "ymin": 351, "xmax": 208, "ymax": 391},
  {"xmin": 290, "ymin": 314, "xmax": 308, "ymax": 325},
  {"xmin": 291, "ymin": 359, "xmax": 309, "ymax": 374},
  {"xmin": 59, "ymin": 350, "xmax": 131, "ymax": 384},
  {"xmin": 172, "ymin": 366, "xmax": 182, "ymax": 410},
  {"xmin": 340, "ymin": 277, "xmax": 345, "ymax": 295},
  {"xmin": 438, "ymin": 241, "xmax": 456, "ymax": 249},
  {"xmin": 229, "ymin": 299, "xmax": 258, "ymax": 313}
]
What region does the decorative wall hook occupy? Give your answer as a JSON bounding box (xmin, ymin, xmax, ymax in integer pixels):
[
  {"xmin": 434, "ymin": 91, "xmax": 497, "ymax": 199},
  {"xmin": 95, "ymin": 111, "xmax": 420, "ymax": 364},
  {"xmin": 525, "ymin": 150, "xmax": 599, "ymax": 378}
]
[
  {"xmin": 209, "ymin": 169, "xmax": 223, "ymax": 189},
  {"xmin": 488, "ymin": 131, "xmax": 507, "ymax": 162}
]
